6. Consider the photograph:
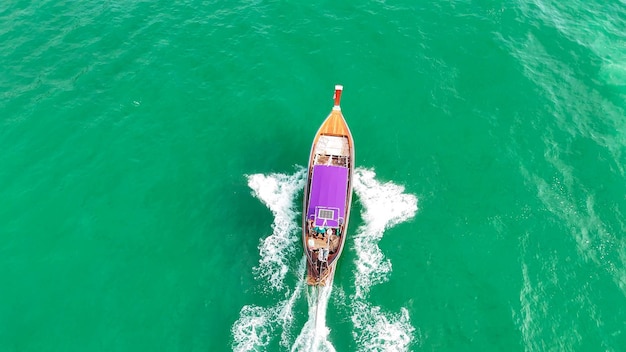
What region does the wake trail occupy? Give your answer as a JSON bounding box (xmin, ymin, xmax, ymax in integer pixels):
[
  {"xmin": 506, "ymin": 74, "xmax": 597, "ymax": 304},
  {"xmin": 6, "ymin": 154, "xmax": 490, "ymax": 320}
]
[
  {"xmin": 290, "ymin": 280, "xmax": 336, "ymax": 352},
  {"xmin": 247, "ymin": 167, "xmax": 306, "ymax": 292},
  {"xmin": 231, "ymin": 167, "xmax": 418, "ymax": 351},
  {"xmin": 231, "ymin": 168, "xmax": 307, "ymax": 351},
  {"xmin": 350, "ymin": 168, "xmax": 419, "ymax": 351}
]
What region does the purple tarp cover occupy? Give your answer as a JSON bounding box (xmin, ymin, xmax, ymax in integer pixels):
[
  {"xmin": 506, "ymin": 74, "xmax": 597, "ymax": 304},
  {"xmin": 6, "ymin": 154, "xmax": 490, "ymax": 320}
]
[{"xmin": 307, "ymin": 165, "xmax": 349, "ymax": 228}]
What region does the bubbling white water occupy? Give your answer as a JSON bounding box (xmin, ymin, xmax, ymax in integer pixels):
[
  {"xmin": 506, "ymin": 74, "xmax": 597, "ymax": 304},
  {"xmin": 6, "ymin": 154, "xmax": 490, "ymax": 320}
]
[
  {"xmin": 232, "ymin": 169, "xmax": 306, "ymax": 351},
  {"xmin": 231, "ymin": 257, "xmax": 307, "ymax": 352},
  {"xmin": 290, "ymin": 282, "xmax": 337, "ymax": 352},
  {"xmin": 350, "ymin": 168, "xmax": 419, "ymax": 351},
  {"xmin": 247, "ymin": 167, "xmax": 306, "ymax": 292}
]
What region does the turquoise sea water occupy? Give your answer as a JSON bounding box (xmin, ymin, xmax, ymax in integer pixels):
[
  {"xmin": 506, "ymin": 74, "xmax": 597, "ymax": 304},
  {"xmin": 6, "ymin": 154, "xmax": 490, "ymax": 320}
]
[{"xmin": 2, "ymin": 1, "xmax": 626, "ymax": 351}]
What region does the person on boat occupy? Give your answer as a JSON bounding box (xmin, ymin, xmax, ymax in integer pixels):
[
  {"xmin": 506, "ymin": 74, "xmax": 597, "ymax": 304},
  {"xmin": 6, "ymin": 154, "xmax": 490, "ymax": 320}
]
[
  {"xmin": 308, "ymin": 238, "xmax": 316, "ymax": 250},
  {"xmin": 329, "ymin": 233, "xmax": 340, "ymax": 254},
  {"xmin": 318, "ymin": 248, "xmax": 328, "ymax": 262}
]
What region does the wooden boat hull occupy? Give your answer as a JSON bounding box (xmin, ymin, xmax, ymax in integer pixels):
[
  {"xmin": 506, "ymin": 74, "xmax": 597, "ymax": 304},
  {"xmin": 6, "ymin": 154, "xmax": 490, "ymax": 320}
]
[{"xmin": 302, "ymin": 86, "xmax": 354, "ymax": 286}]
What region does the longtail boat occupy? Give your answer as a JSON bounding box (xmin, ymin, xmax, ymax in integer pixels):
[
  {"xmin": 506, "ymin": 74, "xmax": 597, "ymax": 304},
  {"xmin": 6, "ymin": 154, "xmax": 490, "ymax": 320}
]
[{"xmin": 302, "ymin": 85, "xmax": 354, "ymax": 286}]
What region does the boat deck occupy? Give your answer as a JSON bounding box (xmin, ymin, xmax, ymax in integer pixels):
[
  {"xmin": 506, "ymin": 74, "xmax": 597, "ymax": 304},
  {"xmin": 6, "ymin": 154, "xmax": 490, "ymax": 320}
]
[{"xmin": 314, "ymin": 135, "xmax": 350, "ymax": 156}]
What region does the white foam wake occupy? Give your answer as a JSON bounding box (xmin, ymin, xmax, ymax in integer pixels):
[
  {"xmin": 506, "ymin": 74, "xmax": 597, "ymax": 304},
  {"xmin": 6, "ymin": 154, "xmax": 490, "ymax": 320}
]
[
  {"xmin": 290, "ymin": 282, "xmax": 337, "ymax": 352},
  {"xmin": 232, "ymin": 168, "xmax": 307, "ymax": 351},
  {"xmin": 231, "ymin": 167, "xmax": 418, "ymax": 351},
  {"xmin": 350, "ymin": 168, "xmax": 418, "ymax": 351},
  {"xmin": 231, "ymin": 258, "xmax": 307, "ymax": 352},
  {"xmin": 247, "ymin": 167, "xmax": 306, "ymax": 292}
]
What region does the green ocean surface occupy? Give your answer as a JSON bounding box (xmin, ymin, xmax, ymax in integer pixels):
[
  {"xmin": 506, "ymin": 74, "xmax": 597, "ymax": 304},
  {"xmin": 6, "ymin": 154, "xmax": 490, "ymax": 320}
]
[{"xmin": 2, "ymin": 1, "xmax": 626, "ymax": 351}]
